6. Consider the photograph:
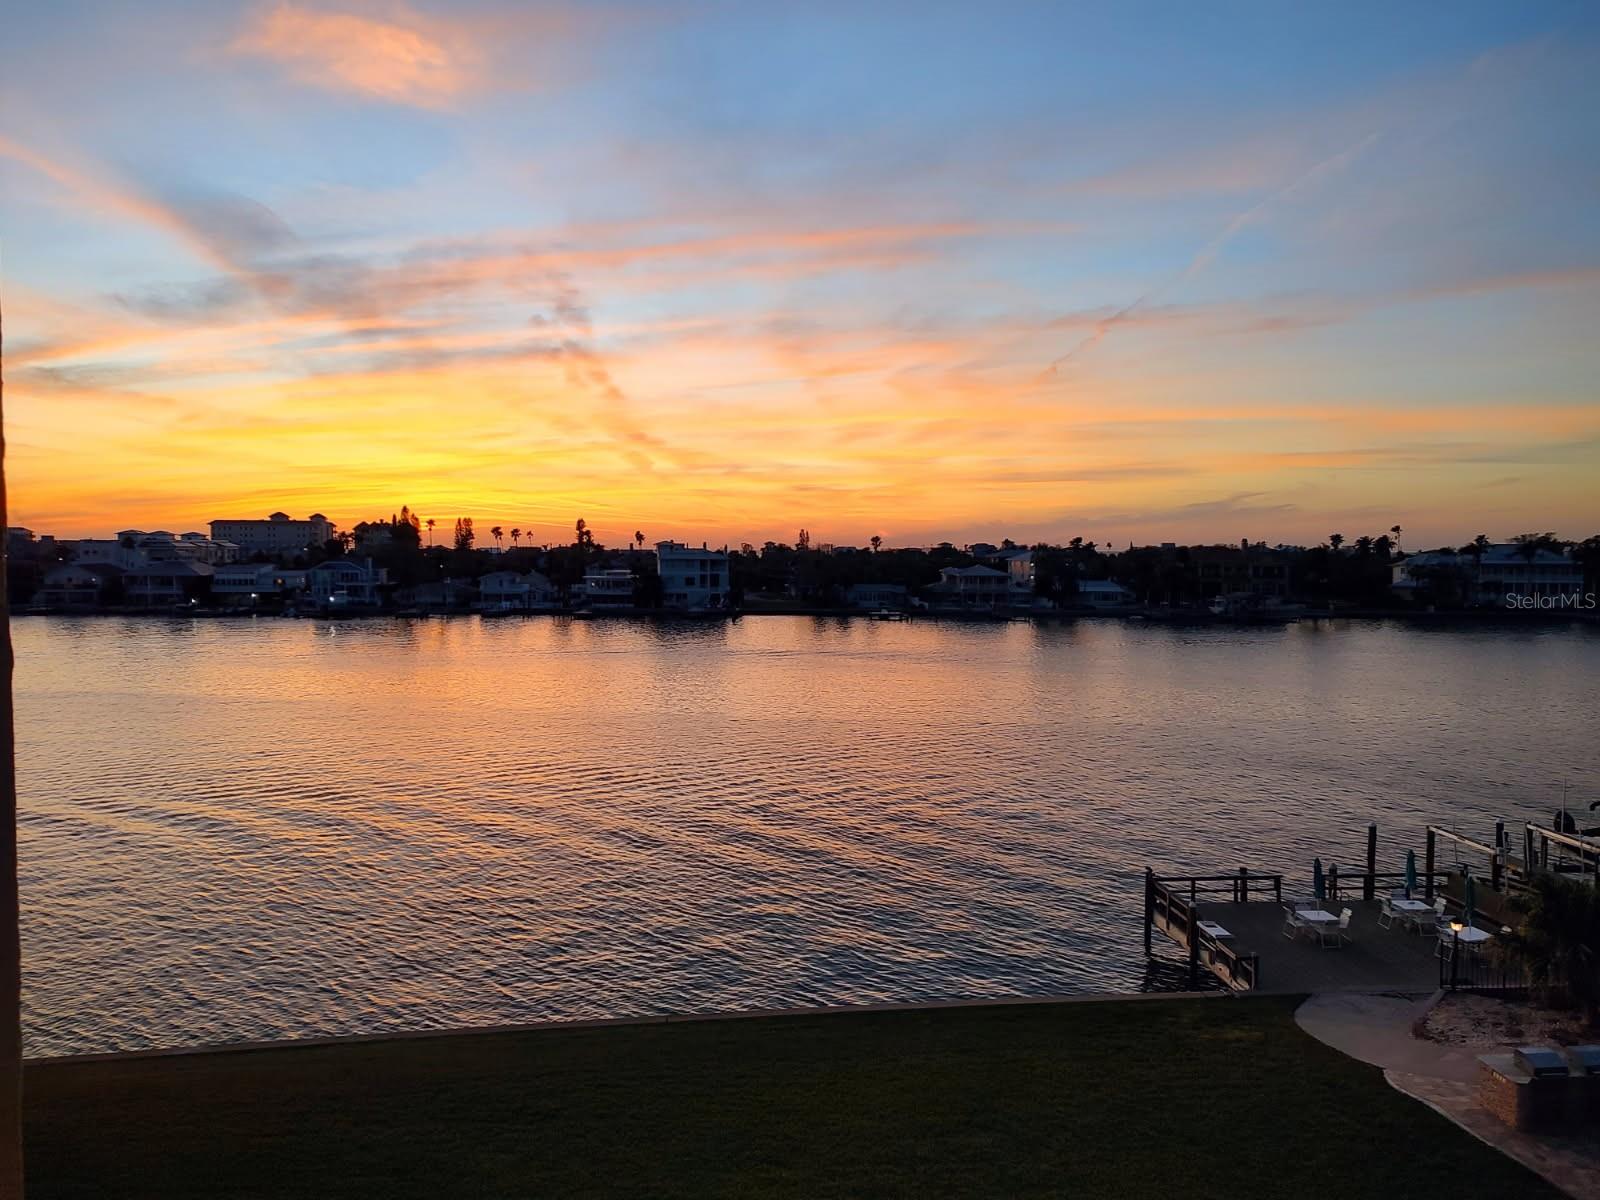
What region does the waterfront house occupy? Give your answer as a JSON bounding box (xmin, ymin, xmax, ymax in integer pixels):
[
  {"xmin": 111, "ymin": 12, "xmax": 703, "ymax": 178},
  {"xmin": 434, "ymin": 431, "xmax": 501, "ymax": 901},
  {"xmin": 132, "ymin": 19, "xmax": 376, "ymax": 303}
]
[
  {"xmin": 936, "ymin": 564, "xmax": 1010, "ymax": 606},
  {"xmin": 845, "ymin": 582, "xmax": 909, "ymax": 610},
  {"xmin": 477, "ymin": 570, "xmax": 558, "ymax": 611},
  {"xmin": 1003, "ymin": 550, "xmax": 1035, "ymax": 597},
  {"xmin": 122, "ymin": 560, "xmax": 214, "ymax": 607},
  {"xmin": 306, "ymin": 558, "xmax": 387, "ymax": 609},
  {"xmin": 1076, "ymin": 579, "xmax": 1136, "ymax": 608},
  {"xmin": 1175, "ymin": 543, "xmax": 1291, "ymax": 601},
  {"xmin": 36, "ymin": 563, "xmax": 122, "ymax": 609},
  {"xmin": 655, "ymin": 541, "xmax": 729, "ymax": 610},
  {"xmin": 1476, "ymin": 544, "xmax": 1584, "ymax": 606},
  {"xmin": 397, "ymin": 578, "xmax": 476, "ymax": 611},
  {"xmin": 1391, "ymin": 544, "xmax": 1585, "ymax": 607},
  {"xmin": 211, "ymin": 565, "xmax": 309, "ymax": 605},
  {"xmin": 580, "ymin": 568, "xmax": 637, "ymax": 609}
]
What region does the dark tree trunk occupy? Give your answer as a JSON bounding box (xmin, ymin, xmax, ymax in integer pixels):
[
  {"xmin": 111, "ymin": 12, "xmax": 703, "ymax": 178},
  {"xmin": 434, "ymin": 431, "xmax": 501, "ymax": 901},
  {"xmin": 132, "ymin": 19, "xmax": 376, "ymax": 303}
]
[{"xmin": 1, "ymin": 279, "xmax": 25, "ymax": 1194}]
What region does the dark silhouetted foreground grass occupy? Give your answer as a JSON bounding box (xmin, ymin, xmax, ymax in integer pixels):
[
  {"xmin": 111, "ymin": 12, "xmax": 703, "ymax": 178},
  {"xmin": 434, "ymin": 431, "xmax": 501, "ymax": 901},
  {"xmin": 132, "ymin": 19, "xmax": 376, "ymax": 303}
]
[{"xmin": 24, "ymin": 997, "xmax": 1552, "ymax": 1199}]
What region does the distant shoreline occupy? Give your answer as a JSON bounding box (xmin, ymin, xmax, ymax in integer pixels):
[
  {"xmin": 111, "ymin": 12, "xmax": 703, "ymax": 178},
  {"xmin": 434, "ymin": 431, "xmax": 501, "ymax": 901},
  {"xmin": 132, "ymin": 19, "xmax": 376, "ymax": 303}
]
[{"xmin": 13, "ymin": 606, "xmax": 1597, "ymax": 625}]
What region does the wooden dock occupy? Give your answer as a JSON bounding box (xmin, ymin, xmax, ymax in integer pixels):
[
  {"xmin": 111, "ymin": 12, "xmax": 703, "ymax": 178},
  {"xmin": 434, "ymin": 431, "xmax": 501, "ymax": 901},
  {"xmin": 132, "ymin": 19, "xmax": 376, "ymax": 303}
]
[
  {"xmin": 1143, "ymin": 815, "xmax": 1600, "ymax": 995},
  {"xmin": 1195, "ymin": 901, "xmax": 1442, "ymax": 994}
]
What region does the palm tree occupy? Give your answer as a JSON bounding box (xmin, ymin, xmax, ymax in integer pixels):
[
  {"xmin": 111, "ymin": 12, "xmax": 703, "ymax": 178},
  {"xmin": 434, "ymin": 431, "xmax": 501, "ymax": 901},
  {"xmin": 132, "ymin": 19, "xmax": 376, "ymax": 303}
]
[
  {"xmin": 490, "ymin": 525, "xmax": 504, "ymax": 551},
  {"xmin": 635, "ymin": 530, "xmax": 645, "ymax": 551},
  {"xmin": 1390, "ymin": 524, "xmax": 1403, "ymax": 553},
  {"xmin": 870, "ymin": 535, "xmax": 882, "ymax": 553},
  {"xmin": 1328, "ymin": 533, "xmax": 1345, "ymax": 551},
  {"xmin": 425, "ymin": 517, "xmax": 436, "ymax": 547},
  {"xmin": 511, "ymin": 528, "xmax": 521, "ymax": 550},
  {"xmin": 1498, "ymin": 873, "xmax": 1600, "ymax": 1024},
  {"xmin": 1354, "ymin": 535, "xmax": 1373, "ymax": 555}
]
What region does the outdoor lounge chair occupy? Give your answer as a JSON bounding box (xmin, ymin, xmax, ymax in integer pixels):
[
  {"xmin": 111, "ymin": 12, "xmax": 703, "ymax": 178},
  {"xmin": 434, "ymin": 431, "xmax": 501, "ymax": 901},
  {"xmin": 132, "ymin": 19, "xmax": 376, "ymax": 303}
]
[
  {"xmin": 1281, "ymin": 907, "xmax": 1307, "ymax": 940},
  {"xmin": 1377, "ymin": 897, "xmax": 1396, "ymax": 929}
]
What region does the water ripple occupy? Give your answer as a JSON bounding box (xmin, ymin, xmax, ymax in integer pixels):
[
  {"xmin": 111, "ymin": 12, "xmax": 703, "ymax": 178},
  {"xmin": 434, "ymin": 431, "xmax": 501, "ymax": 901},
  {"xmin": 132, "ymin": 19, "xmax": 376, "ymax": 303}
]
[{"xmin": 14, "ymin": 615, "xmax": 1600, "ymax": 1055}]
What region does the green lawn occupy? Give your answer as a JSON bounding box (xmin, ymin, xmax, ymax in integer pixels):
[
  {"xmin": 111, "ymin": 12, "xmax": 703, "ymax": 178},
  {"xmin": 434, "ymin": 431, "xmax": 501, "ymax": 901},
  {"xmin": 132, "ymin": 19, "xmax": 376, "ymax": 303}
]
[{"xmin": 23, "ymin": 997, "xmax": 1554, "ymax": 1199}]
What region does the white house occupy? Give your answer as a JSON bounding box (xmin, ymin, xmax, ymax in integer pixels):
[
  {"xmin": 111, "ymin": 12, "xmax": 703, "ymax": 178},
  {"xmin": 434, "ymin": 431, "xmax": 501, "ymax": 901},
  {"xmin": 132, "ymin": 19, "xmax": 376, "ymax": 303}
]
[
  {"xmin": 306, "ymin": 558, "xmax": 387, "ymax": 608},
  {"xmin": 123, "ymin": 560, "xmax": 213, "ymax": 607},
  {"xmin": 1076, "ymin": 579, "xmax": 1135, "ymax": 608},
  {"xmin": 211, "ymin": 564, "xmax": 310, "ymax": 604},
  {"xmin": 1003, "ymin": 550, "xmax": 1035, "ymax": 596},
  {"xmin": 937, "ymin": 564, "xmax": 1010, "ymax": 606},
  {"xmin": 1392, "ymin": 544, "xmax": 1585, "ymax": 607},
  {"xmin": 477, "ymin": 570, "xmax": 558, "ymax": 611},
  {"xmin": 845, "ymin": 582, "xmax": 909, "ymax": 610},
  {"xmin": 655, "ymin": 541, "xmax": 729, "ymax": 610},
  {"xmin": 581, "ymin": 568, "xmax": 637, "ymax": 608},
  {"xmin": 37, "ymin": 564, "xmax": 121, "ymax": 608},
  {"xmin": 1476, "ymin": 544, "xmax": 1585, "ymax": 606}
]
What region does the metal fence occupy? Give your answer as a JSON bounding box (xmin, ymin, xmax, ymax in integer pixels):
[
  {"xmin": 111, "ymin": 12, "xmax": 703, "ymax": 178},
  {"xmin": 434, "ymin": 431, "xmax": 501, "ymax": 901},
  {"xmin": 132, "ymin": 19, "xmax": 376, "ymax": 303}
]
[{"xmin": 1439, "ymin": 940, "xmax": 1531, "ymax": 994}]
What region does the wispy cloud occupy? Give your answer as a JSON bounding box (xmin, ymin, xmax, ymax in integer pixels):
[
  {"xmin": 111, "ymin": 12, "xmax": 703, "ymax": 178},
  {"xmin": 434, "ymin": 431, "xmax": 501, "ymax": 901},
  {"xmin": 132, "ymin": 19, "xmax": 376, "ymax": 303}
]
[
  {"xmin": 228, "ymin": 3, "xmax": 480, "ymax": 108},
  {"xmin": 0, "ymin": 135, "xmax": 253, "ymax": 276},
  {"xmin": 1044, "ymin": 132, "xmax": 1381, "ymax": 372}
]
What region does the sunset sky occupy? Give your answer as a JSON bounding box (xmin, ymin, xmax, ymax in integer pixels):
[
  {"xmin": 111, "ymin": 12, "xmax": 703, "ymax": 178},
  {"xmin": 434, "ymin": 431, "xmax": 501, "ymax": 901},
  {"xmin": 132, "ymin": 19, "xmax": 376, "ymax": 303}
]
[{"xmin": 4, "ymin": 1, "xmax": 1598, "ymax": 549}]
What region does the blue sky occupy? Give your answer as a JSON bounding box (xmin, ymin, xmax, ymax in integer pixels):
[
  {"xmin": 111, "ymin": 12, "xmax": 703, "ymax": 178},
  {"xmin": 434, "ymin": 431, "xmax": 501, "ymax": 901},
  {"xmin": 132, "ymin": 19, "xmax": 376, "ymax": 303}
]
[{"xmin": 3, "ymin": 1, "xmax": 1597, "ymax": 545}]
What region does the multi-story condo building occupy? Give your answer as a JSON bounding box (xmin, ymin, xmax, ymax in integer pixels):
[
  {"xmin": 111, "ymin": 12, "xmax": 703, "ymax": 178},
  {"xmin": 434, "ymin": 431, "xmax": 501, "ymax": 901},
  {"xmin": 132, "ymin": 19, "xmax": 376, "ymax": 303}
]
[
  {"xmin": 655, "ymin": 541, "xmax": 729, "ymax": 610},
  {"xmin": 209, "ymin": 512, "xmax": 334, "ymax": 558}
]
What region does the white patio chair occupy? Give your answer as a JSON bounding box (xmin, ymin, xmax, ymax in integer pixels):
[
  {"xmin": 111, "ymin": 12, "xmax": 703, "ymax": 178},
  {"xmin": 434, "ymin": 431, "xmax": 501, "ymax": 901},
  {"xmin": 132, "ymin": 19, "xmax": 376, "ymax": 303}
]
[
  {"xmin": 1377, "ymin": 897, "xmax": 1395, "ymax": 930},
  {"xmin": 1321, "ymin": 908, "xmax": 1353, "ymax": 948},
  {"xmin": 1435, "ymin": 926, "xmax": 1456, "ymax": 960},
  {"xmin": 1282, "ymin": 908, "xmax": 1306, "ymax": 940}
]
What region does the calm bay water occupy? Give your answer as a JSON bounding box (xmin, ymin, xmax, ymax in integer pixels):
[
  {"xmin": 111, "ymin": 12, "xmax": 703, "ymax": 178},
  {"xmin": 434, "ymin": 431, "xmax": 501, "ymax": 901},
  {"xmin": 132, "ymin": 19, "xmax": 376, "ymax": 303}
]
[{"xmin": 15, "ymin": 614, "xmax": 1600, "ymax": 1055}]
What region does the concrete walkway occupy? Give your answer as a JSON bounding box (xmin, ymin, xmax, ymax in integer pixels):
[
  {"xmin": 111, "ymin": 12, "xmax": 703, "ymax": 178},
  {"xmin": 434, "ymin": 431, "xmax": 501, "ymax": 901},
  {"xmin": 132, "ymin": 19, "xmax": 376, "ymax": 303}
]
[
  {"xmin": 1295, "ymin": 991, "xmax": 1485, "ymax": 1080},
  {"xmin": 1296, "ymin": 992, "xmax": 1600, "ymax": 1199}
]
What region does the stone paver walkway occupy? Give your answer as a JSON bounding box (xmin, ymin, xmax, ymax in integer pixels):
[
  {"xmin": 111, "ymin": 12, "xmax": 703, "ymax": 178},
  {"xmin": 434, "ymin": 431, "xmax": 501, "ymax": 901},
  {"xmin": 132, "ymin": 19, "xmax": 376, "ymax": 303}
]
[{"xmin": 1296, "ymin": 992, "xmax": 1600, "ymax": 1199}]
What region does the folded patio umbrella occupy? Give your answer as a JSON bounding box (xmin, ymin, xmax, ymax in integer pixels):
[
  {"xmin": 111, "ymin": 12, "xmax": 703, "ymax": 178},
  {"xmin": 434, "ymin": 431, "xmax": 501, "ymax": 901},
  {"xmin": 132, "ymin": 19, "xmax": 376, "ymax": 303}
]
[
  {"xmin": 1464, "ymin": 873, "xmax": 1476, "ymax": 930},
  {"xmin": 1404, "ymin": 849, "xmax": 1417, "ymax": 898},
  {"xmin": 1312, "ymin": 857, "xmax": 1324, "ymax": 902}
]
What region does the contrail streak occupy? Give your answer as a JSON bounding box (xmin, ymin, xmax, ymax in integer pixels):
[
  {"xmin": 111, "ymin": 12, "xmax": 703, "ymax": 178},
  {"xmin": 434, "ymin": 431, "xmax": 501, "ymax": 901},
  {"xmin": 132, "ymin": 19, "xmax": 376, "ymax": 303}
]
[{"xmin": 1044, "ymin": 131, "xmax": 1382, "ymax": 373}]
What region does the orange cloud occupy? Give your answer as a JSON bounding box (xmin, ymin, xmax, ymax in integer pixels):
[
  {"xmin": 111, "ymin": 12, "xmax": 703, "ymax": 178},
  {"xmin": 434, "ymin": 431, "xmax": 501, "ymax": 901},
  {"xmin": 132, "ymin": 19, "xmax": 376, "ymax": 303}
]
[{"xmin": 229, "ymin": 3, "xmax": 478, "ymax": 108}]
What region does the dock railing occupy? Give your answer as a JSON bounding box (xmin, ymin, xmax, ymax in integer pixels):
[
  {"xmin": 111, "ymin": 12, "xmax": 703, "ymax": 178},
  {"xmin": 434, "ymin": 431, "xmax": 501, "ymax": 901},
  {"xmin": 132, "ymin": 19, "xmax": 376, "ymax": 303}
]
[
  {"xmin": 1324, "ymin": 868, "xmax": 1450, "ymax": 904},
  {"xmin": 1146, "ymin": 870, "xmax": 1278, "ymax": 991}
]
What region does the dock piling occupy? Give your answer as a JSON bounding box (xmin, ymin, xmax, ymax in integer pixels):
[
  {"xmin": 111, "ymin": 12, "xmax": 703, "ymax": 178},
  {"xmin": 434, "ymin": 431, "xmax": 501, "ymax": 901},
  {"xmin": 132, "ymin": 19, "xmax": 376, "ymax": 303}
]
[
  {"xmin": 1143, "ymin": 869, "xmax": 1153, "ymax": 956},
  {"xmin": 1424, "ymin": 827, "xmax": 1436, "ymax": 900},
  {"xmin": 1363, "ymin": 823, "xmax": 1377, "ymax": 901}
]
